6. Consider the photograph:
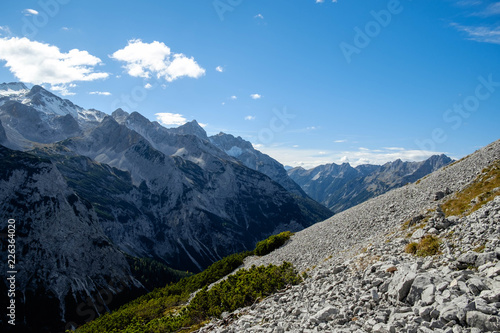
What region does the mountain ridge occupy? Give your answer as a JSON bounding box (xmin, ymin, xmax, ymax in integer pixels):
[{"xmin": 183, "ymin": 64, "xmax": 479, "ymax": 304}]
[{"xmin": 289, "ymin": 154, "xmax": 453, "ymax": 213}]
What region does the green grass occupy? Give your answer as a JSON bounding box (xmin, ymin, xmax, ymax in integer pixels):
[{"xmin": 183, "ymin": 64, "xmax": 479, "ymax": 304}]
[{"xmin": 442, "ymin": 161, "xmax": 500, "ymax": 217}]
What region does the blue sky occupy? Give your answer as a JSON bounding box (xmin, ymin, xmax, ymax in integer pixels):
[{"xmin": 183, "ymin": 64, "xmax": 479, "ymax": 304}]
[{"xmin": 0, "ymin": 0, "xmax": 499, "ymax": 168}]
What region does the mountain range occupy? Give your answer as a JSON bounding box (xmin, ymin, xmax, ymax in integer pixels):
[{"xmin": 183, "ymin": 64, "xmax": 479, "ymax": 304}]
[
  {"xmin": 0, "ymin": 82, "xmax": 331, "ymax": 331},
  {"xmin": 288, "ymin": 154, "xmax": 453, "ymax": 213},
  {"xmin": 0, "ymin": 82, "xmax": 454, "ymax": 332}
]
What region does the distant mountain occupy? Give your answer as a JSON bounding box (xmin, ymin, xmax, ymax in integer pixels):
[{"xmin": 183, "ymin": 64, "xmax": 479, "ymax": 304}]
[
  {"xmin": 209, "ymin": 132, "xmax": 306, "ymax": 197},
  {"xmin": 0, "ymin": 83, "xmax": 332, "ymax": 331},
  {"xmin": 288, "ymin": 155, "xmax": 453, "ymax": 213},
  {"xmin": 209, "ymin": 132, "xmax": 333, "ymax": 222}
]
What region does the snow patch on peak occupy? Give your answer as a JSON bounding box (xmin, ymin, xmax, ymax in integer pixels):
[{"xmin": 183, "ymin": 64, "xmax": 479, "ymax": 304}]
[
  {"xmin": 0, "ymin": 82, "xmax": 29, "ymax": 96},
  {"xmin": 225, "ymin": 146, "xmax": 245, "ymax": 158}
]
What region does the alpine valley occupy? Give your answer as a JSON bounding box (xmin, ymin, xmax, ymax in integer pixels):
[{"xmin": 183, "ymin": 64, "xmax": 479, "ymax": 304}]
[{"xmin": 0, "ymin": 82, "xmax": 452, "ymax": 332}]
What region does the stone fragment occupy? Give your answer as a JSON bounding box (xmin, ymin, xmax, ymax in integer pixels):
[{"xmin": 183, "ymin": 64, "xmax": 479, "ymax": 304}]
[
  {"xmin": 466, "ymin": 311, "xmax": 500, "ymax": 331},
  {"xmin": 388, "ymin": 264, "xmax": 417, "ymax": 302},
  {"xmin": 475, "ymin": 252, "xmax": 497, "ymax": 267},
  {"xmin": 312, "ymin": 305, "xmax": 338, "ymax": 322}
]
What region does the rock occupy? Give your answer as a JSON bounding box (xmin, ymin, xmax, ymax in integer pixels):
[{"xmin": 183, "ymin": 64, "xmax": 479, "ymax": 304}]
[
  {"xmin": 419, "ymin": 306, "xmax": 433, "ymax": 322},
  {"xmin": 388, "ymin": 264, "xmax": 417, "ymax": 302},
  {"xmin": 421, "ymin": 284, "xmax": 436, "ymax": 306},
  {"xmin": 475, "ymin": 252, "xmax": 497, "ymax": 267},
  {"xmin": 467, "ymin": 278, "xmax": 488, "ymax": 296},
  {"xmin": 474, "ymin": 298, "xmax": 498, "ymax": 315},
  {"xmin": 466, "ymin": 311, "xmax": 500, "ymax": 331},
  {"xmin": 457, "ymin": 252, "xmax": 478, "ymax": 267},
  {"xmin": 412, "ymin": 229, "xmax": 425, "ymax": 239},
  {"xmin": 480, "ymin": 290, "xmax": 500, "ymax": 303},
  {"xmin": 312, "ymin": 305, "xmax": 338, "ymax": 322},
  {"xmin": 372, "ymin": 323, "xmax": 390, "ymax": 333},
  {"xmin": 434, "ymin": 191, "xmax": 446, "ymax": 201},
  {"xmin": 407, "ymin": 274, "xmax": 433, "ymax": 305},
  {"xmin": 486, "ymin": 265, "xmax": 500, "ymax": 278}
]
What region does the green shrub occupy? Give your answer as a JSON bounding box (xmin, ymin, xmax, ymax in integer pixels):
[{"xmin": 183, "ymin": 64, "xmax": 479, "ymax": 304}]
[
  {"xmin": 75, "ymin": 262, "xmax": 301, "ymax": 333},
  {"xmin": 254, "ymin": 231, "xmax": 293, "ymax": 256},
  {"xmin": 76, "ymin": 230, "xmax": 299, "ymax": 333}
]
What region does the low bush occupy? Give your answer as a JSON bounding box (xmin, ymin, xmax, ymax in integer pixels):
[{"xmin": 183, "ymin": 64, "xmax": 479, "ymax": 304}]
[{"xmin": 254, "ymin": 231, "xmax": 293, "ymax": 256}]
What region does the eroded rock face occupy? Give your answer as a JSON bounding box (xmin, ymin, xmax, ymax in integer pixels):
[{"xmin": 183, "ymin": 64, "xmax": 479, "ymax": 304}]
[
  {"xmin": 0, "ymin": 147, "xmax": 141, "ymax": 331},
  {"xmin": 197, "ymin": 140, "xmax": 500, "ymax": 333}
]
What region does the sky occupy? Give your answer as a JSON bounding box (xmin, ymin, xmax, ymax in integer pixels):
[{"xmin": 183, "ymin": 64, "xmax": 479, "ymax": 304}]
[{"xmin": 0, "ymin": 0, "xmax": 499, "ymax": 168}]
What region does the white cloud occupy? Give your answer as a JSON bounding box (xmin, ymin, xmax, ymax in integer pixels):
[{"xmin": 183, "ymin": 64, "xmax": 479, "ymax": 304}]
[
  {"xmin": 476, "ymin": 2, "xmax": 500, "ymax": 16},
  {"xmin": 456, "ymin": 0, "xmax": 482, "ymax": 6},
  {"xmin": 254, "ymin": 14, "xmax": 264, "ymax": 19},
  {"xmin": 334, "ymin": 139, "xmax": 347, "ymax": 143},
  {"xmin": 0, "ymin": 26, "xmax": 12, "ymax": 37},
  {"xmin": 23, "ymin": 9, "xmax": 39, "ymax": 16},
  {"xmin": 250, "ymin": 93, "xmax": 262, "ymax": 99},
  {"xmin": 89, "ymin": 91, "xmax": 111, "ymax": 96},
  {"xmin": 244, "ymin": 115, "xmax": 256, "ymax": 121},
  {"xmin": 340, "ymin": 156, "xmax": 349, "ymax": 163},
  {"xmin": 230, "ymin": 95, "xmax": 237, "ymax": 100},
  {"xmin": 306, "ymin": 126, "xmax": 318, "ymax": 131},
  {"xmin": 215, "ymin": 66, "xmax": 224, "ymax": 72},
  {"xmin": 144, "ymin": 83, "xmax": 153, "ymax": 89},
  {"xmin": 452, "ymin": 23, "xmax": 500, "ymax": 44},
  {"xmin": 155, "ymin": 112, "xmax": 187, "ymax": 127},
  {"xmin": 51, "ymin": 83, "xmax": 77, "ymax": 96},
  {"xmin": 199, "ymin": 122, "xmax": 208, "ymax": 128},
  {"xmin": 0, "ymin": 37, "xmax": 109, "ymax": 92},
  {"xmin": 110, "ymin": 39, "xmax": 205, "ymax": 82}
]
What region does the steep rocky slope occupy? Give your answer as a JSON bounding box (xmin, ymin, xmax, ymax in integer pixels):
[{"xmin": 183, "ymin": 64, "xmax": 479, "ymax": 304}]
[
  {"xmin": 197, "ymin": 139, "xmax": 500, "ymax": 332},
  {"xmin": 209, "ymin": 132, "xmax": 307, "ymax": 197},
  {"xmin": 0, "ymin": 146, "xmax": 142, "ymax": 332},
  {"xmin": 288, "ymin": 155, "xmax": 453, "ymax": 213}
]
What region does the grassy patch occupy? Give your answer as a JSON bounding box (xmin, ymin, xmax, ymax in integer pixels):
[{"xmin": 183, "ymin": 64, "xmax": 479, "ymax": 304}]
[
  {"xmin": 473, "ymin": 244, "xmax": 486, "ymax": 253},
  {"xmin": 404, "ymin": 235, "xmax": 441, "ymax": 257},
  {"xmin": 442, "ymin": 161, "xmax": 500, "ymax": 217}
]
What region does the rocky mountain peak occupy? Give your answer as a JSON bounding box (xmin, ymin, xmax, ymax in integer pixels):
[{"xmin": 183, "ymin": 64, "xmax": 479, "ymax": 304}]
[
  {"xmin": 111, "ymin": 108, "xmax": 130, "ymax": 124},
  {"xmin": 169, "ymin": 119, "xmax": 208, "ymax": 140},
  {"xmin": 210, "ymin": 132, "xmax": 254, "ymax": 153}
]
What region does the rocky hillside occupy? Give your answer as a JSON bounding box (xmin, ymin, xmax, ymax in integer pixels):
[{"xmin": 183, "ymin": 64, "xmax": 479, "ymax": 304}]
[
  {"xmin": 197, "ymin": 139, "xmax": 500, "ymax": 332},
  {"xmin": 0, "ymin": 146, "xmax": 143, "ymax": 332},
  {"xmin": 288, "ymin": 155, "xmax": 453, "ymax": 213}
]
